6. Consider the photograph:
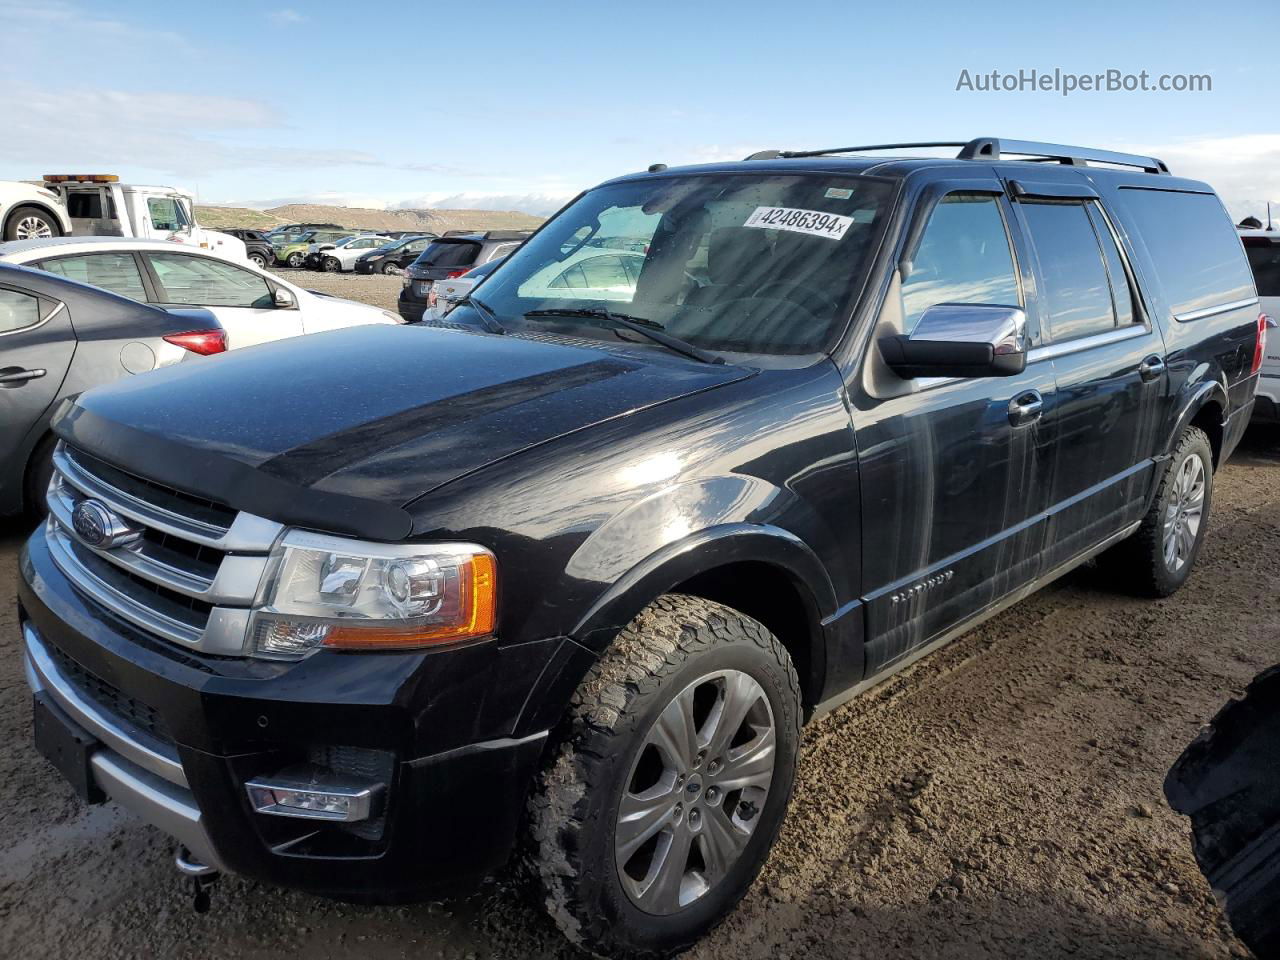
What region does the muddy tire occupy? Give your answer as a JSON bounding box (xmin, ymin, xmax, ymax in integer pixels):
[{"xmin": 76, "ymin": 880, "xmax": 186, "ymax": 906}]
[
  {"xmin": 528, "ymin": 594, "xmax": 802, "ymax": 959},
  {"xmin": 24, "ymin": 433, "xmax": 57, "ymax": 519},
  {"xmin": 1102, "ymin": 426, "xmax": 1214, "ymax": 597}
]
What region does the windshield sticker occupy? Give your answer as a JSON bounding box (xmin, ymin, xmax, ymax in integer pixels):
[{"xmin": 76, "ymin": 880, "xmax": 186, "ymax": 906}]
[
  {"xmin": 824, "ymin": 187, "xmax": 854, "ymax": 200},
  {"xmin": 744, "ymin": 206, "xmax": 853, "ymax": 241}
]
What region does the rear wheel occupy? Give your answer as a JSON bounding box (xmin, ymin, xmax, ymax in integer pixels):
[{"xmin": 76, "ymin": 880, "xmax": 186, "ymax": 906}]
[
  {"xmin": 248, "ymin": 251, "xmax": 268, "ymax": 268},
  {"xmin": 286, "ymin": 252, "xmax": 304, "ymax": 268},
  {"xmin": 381, "ymin": 260, "xmax": 402, "ymax": 275},
  {"xmin": 529, "ymin": 594, "xmax": 801, "ymax": 958},
  {"xmin": 1101, "ymin": 426, "xmax": 1213, "ymax": 596},
  {"xmin": 5, "ymin": 206, "xmax": 62, "ymax": 241},
  {"xmin": 323, "ymin": 256, "xmax": 341, "ymax": 272}
]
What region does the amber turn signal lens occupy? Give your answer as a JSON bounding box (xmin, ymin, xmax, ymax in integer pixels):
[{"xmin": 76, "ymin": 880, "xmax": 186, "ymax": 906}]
[{"xmin": 323, "ymin": 554, "xmax": 497, "ymax": 650}]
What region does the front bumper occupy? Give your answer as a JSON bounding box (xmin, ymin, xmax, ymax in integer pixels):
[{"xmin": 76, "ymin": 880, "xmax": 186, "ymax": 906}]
[{"xmin": 18, "ymin": 527, "xmax": 574, "ymax": 901}]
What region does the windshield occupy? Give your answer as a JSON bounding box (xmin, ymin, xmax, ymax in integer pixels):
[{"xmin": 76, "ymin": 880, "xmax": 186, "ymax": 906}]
[{"xmin": 467, "ymin": 173, "xmax": 894, "ymax": 355}]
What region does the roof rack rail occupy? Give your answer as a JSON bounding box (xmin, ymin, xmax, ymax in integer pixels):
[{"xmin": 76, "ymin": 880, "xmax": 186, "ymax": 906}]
[{"xmin": 744, "ymin": 137, "xmax": 1170, "ymax": 174}]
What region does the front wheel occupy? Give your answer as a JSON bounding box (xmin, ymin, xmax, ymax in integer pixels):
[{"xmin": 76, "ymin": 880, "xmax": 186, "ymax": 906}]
[
  {"xmin": 286, "ymin": 252, "xmax": 304, "ymax": 268},
  {"xmin": 322, "ymin": 256, "xmax": 341, "ymax": 273},
  {"xmin": 381, "ymin": 261, "xmax": 402, "ymax": 275},
  {"xmin": 1101, "ymin": 426, "xmax": 1214, "ymax": 597},
  {"xmin": 529, "ymin": 595, "xmax": 801, "ymax": 958},
  {"xmin": 5, "ymin": 205, "xmax": 62, "ymax": 241},
  {"xmin": 248, "ymin": 251, "xmax": 268, "ymax": 268}
]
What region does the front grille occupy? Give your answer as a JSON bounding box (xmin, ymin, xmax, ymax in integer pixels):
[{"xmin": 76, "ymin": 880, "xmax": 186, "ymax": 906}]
[
  {"xmin": 45, "ymin": 442, "xmax": 283, "ymax": 656},
  {"xmin": 45, "ymin": 642, "xmax": 174, "ymax": 746}
]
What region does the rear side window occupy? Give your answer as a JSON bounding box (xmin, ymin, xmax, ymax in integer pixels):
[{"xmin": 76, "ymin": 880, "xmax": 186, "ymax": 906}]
[
  {"xmin": 0, "ymin": 288, "xmax": 43, "ymax": 333},
  {"xmin": 1021, "ymin": 201, "xmax": 1120, "ymax": 342},
  {"xmin": 1120, "ymin": 189, "xmax": 1256, "ymax": 317},
  {"xmin": 419, "ymin": 240, "xmax": 480, "ymax": 267},
  {"xmin": 1244, "ymin": 239, "xmax": 1280, "ymax": 297},
  {"xmin": 39, "ymin": 252, "xmax": 147, "ymax": 302},
  {"xmin": 147, "ymin": 252, "xmax": 273, "ymax": 308},
  {"xmin": 900, "ymin": 193, "xmax": 1021, "ymax": 332}
]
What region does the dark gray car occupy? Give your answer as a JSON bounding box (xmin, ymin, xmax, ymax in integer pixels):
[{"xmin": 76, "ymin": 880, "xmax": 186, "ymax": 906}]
[{"xmin": 0, "ymin": 263, "xmax": 227, "ymax": 516}]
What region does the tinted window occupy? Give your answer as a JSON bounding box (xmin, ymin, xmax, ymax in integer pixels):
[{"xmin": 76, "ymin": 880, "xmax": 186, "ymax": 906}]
[
  {"xmin": 1245, "ymin": 238, "xmax": 1280, "ymax": 297},
  {"xmin": 0, "ymin": 288, "xmax": 42, "ymax": 333},
  {"xmin": 1120, "ymin": 189, "xmax": 1256, "ymax": 316},
  {"xmin": 40, "ymin": 252, "xmax": 147, "ymax": 301},
  {"xmin": 1022, "ymin": 201, "xmax": 1117, "ymax": 342},
  {"xmin": 901, "ymin": 193, "xmax": 1020, "ymax": 331},
  {"xmin": 1086, "ymin": 204, "xmax": 1137, "ymax": 326},
  {"xmin": 147, "ymin": 253, "xmax": 273, "ymax": 307},
  {"xmin": 418, "ymin": 240, "xmax": 481, "ymax": 268}
]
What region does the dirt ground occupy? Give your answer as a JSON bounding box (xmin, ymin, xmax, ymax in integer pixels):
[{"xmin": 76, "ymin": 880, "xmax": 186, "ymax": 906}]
[
  {"xmin": 274, "ymin": 267, "xmax": 404, "ymax": 312},
  {"xmin": 2, "ymin": 274, "xmax": 1277, "ymax": 958}
]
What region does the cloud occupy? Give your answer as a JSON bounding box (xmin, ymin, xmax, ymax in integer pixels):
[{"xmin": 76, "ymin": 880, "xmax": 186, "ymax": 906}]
[
  {"xmin": 269, "ymin": 9, "xmax": 307, "ymax": 24},
  {"xmin": 1120, "ymin": 134, "xmax": 1280, "ymax": 219},
  {"xmin": 394, "ymin": 192, "xmax": 576, "ymax": 216}
]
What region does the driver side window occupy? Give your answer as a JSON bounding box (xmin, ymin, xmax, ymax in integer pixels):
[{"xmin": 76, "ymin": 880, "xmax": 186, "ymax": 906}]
[{"xmin": 901, "ymin": 193, "xmax": 1021, "ymax": 332}]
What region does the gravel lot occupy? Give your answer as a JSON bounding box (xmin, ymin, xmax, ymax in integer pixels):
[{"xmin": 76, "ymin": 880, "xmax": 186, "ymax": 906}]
[
  {"xmin": 2, "ymin": 274, "xmax": 1276, "ymax": 959},
  {"xmin": 273, "ymin": 267, "xmax": 404, "ymax": 312}
]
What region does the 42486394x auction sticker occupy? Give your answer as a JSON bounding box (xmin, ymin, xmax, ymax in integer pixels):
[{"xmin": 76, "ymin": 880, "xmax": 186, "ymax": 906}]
[{"xmin": 743, "ymin": 206, "xmax": 854, "ymax": 241}]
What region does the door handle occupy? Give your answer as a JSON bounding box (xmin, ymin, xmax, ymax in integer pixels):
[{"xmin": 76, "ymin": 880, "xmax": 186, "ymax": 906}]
[
  {"xmin": 0, "ymin": 368, "xmax": 46, "ymax": 385},
  {"xmin": 1008, "ymin": 390, "xmax": 1043, "ymax": 426},
  {"xmin": 1138, "ymin": 355, "xmax": 1166, "ymax": 382}
]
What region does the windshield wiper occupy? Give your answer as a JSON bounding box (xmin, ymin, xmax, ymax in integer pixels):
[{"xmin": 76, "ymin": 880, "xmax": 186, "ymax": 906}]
[
  {"xmin": 457, "ymin": 295, "xmax": 505, "ymax": 335},
  {"xmin": 523, "ymin": 307, "xmax": 723, "ymax": 365}
]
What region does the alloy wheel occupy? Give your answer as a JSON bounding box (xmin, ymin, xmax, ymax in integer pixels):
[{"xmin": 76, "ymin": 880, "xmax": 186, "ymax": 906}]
[
  {"xmin": 15, "ymin": 216, "xmax": 53, "ymax": 240},
  {"xmin": 615, "ymin": 669, "xmax": 776, "ymax": 916},
  {"xmin": 1162, "ymin": 453, "xmax": 1205, "ymax": 572}
]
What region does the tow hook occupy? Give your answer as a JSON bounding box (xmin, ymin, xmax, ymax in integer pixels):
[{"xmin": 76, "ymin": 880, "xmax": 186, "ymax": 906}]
[{"xmin": 175, "ymin": 847, "xmax": 219, "ymax": 913}]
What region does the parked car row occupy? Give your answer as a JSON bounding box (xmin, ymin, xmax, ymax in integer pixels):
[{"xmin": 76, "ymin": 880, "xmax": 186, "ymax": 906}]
[{"xmin": 6, "ymin": 137, "xmax": 1275, "ymax": 960}]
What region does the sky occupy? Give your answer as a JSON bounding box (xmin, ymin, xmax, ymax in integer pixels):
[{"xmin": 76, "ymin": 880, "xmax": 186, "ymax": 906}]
[{"xmin": 1, "ymin": 0, "xmax": 1277, "ymax": 220}]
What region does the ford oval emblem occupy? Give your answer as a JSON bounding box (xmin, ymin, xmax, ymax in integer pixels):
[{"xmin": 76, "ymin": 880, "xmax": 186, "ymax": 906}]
[{"xmin": 71, "ymin": 499, "xmax": 141, "ymax": 550}]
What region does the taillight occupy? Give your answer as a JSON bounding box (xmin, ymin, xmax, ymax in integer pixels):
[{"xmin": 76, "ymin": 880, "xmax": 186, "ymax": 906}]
[
  {"xmin": 445, "ymin": 268, "xmax": 469, "ymax": 279},
  {"xmin": 1251, "ymin": 313, "xmax": 1269, "ymax": 376},
  {"xmin": 164, "ymin": 329, "xmax": 227, "ymax": 356}
]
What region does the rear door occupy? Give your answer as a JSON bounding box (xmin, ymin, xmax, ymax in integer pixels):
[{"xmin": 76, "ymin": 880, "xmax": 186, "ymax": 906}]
[
  {"xmin": 1006, "ymin": 180, "xmax": 1169, "ymax": 567},
  {"xmin": 0, "ymin": 282, "xmax": 73, "ymax": 494},
  {"xmin": 141, "ymin": 250, "xmax": 303, "ymax": 348},
  {"xmin": 854, "ymin": 182, "xmax": 1058, "ymax": 675}
]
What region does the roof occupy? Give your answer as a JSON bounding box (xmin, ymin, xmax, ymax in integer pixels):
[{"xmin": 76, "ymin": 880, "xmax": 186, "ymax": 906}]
[
  {"xmin": 0, "ymin": 236, "xmax": 240, "ymax": 264},
  {"xmin": 1238, "ymin": 229, "xmax": 1280, "ymax": 240}
]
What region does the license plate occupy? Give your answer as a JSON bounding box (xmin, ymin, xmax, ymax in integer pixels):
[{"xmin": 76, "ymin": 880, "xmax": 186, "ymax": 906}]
[
  {"xmin": 33, "ymin": 693, "xmax": 104, "ymax": 804},
  {"xmin": 414, "ymin": 281, "xmax": 431, "ymax": 296}
]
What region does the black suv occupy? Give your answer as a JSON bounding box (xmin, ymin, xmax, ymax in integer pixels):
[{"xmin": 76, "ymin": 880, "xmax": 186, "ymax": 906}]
[
  {"xmin": 354, "ymin": 234, "xmax": 436, "ymax": 275},
  {"xmin": 397, "ymin": 230, "xmax": 531, "ymax": 320},
  {"xmin": 219, "ymin": 229, "xmax": 274, "ymax": 269},
  {"xmin": 17, "ymin": 138, "xmax": 1264, "ymax": 958}
]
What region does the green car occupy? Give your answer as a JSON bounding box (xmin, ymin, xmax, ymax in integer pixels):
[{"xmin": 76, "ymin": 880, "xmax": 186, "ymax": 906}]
[{"xmin": 272, "ymin": 230, "xmax": 348, "ymax": 268}]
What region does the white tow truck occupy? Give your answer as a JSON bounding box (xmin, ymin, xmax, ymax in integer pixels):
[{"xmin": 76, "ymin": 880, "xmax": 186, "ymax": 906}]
[{"xmin": 0, "ymin": 174, "xmax": 246, "ymax": 261}]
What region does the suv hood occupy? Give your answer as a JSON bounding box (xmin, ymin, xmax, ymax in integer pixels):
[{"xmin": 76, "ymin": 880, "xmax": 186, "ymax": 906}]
[{"xmin": 54, "ymin": 325, "xmax": 750, "ymax": 540}]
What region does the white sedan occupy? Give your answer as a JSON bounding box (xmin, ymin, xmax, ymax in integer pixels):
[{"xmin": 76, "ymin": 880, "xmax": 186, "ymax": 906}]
[
  {"xmin": 318, "ymin": 234, "xmax": 392, "ymax": 272},
  {"xmin": 0, "ymin": 237, "xmax": 403, "ymax": 349}
]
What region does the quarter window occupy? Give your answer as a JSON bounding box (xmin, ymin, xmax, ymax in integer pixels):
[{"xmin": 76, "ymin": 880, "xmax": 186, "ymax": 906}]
[
  {"xmin": 901, "ymin": 193, "xmax": 1020, "ymax": 332},
  {"xmin": 1086, "ymin": 204, "xmax": 1138, "ymax": 326},
  {"xmin": 0, "ymin": 288, "xmax": 43, "ymax": 333},
  {"xmin": 1021, "ymin": 200, "xmax": 1117, "ymax": 342},
  {"xmin": 39, "ymin": 252, "xmax": 148, "ymax": 302},
  {"xmin": 147, "ymin": 252, "xmax": 274, "ymax": 308}
]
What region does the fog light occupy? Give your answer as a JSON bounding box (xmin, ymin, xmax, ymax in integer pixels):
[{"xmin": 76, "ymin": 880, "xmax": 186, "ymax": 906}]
[{"xmin": 245, "ymin": 766, "xmax": 385, "ymax": 822}]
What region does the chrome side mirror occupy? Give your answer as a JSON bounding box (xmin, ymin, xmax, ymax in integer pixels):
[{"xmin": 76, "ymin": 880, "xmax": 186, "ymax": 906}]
[
  {"xmin": 273, "ymin": 287, "xmax": 296, "ymax": 309},
  {"xmin": 879, "ymin": 303, "xmax": 1028, "ymax": 379}
]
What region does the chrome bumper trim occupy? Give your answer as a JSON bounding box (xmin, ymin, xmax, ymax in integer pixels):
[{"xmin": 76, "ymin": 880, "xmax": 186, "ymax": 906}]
[
  {"xmin": 23, "ymin": 622, "xmax": 187, "ymax": 787},
  {"xmin": 22, "ymin": 623, "xmax": 224, "ymax": 871}
]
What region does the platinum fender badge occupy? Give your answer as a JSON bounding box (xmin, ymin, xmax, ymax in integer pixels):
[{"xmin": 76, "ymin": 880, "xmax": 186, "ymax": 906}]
[{"xmin": 71, "ymin": 499, "xmax": 141, "ymax": 550}]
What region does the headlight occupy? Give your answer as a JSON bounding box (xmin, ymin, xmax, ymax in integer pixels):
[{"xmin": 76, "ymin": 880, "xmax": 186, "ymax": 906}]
[{"xmin": 250, "ymin": 531, "xmax": 497, "ymax": 659}]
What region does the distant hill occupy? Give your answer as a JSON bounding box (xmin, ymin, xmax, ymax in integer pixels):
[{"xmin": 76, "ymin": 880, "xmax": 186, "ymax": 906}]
[{"xmin": 196, "ymin": 203, "xmax": 544, "ymax": 234}]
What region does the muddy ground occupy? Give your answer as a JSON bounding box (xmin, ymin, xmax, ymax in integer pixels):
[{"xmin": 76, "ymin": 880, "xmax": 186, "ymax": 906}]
[{"xmin": 1, "ymin": 274, "xmax": 1277, "ymax": 957}]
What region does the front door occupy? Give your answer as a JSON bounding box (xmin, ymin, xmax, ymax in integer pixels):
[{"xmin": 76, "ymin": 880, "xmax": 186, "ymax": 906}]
[
  {"xmin": 853, "ymin": 184, "xmax": 1057, "ymax": 675},
  {"xmin": 142, "ymin": 250, "xmax": 303, "ymax": 349}
]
